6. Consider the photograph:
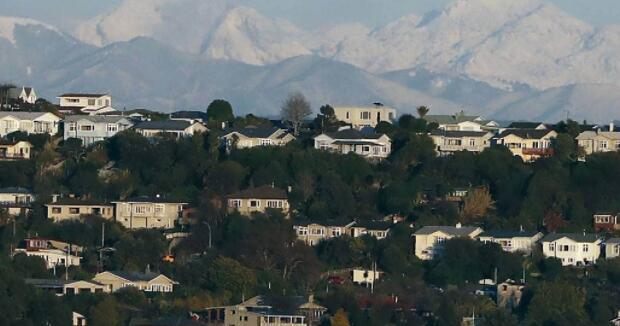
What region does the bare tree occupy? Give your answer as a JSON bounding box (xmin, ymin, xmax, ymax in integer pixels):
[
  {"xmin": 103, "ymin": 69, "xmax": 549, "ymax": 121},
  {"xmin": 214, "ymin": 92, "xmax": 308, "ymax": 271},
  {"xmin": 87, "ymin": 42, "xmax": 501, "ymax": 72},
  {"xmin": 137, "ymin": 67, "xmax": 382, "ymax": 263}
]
[
  {"xmin": 281, "ymin": 92, "xmax": 311, "ymax": 136},
  {"xmin": 461, "ymin": 187, "xmax": 494, "ymax": 222},
  {"xmin": 417, "ymin": 105, "xmax": 429, "ymax": 118}
]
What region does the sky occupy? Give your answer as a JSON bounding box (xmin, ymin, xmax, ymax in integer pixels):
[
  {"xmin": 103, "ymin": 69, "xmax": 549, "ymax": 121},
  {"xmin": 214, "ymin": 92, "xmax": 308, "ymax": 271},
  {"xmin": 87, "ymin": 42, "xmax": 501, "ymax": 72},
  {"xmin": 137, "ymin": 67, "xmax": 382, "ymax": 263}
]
[{"xmin": 2, "ymin": 0, "xmax": 620, "ymax": 30}]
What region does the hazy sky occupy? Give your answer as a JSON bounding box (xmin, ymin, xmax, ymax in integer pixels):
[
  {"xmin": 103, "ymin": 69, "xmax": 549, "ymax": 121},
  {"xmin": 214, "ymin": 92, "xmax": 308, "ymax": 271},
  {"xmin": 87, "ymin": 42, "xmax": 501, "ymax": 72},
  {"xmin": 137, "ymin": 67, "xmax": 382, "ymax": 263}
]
[{"xmin": 2, "ymin": 0, "xmax": 620, "ymax": 30}]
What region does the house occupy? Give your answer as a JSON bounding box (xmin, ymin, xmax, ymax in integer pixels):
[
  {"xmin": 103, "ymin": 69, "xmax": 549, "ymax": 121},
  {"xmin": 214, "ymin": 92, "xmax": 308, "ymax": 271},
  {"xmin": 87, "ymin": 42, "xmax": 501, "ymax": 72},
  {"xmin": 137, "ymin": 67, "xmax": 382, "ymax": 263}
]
[
  {"xmin": 593, "ymin": 213, "xmax": 620, "ymax": 232},
  {"xmin": 477, "ymin": 230, "xmax": 543, "ymax": 254},
  {"xmin": 58, "ymin": 93, "xmax": 112, "ymax": 114},
  {"xmin": 348, "ymin": 221, "xmax": 393, "ymax": 240},
  {"xmin": 202, "ymin": 296, "xmax": 308, "ymax": 326},
  {"xmin": 15, "ymin": 238, "xmax": 82, "ymax": 269},
  {"xmin": 495, "ymin": 129, "xmax": 558, "ymax": 161},
  {"xmin": 93, "ymin": 271, "xmax": 177, "ymax": 293},
  {"xmin": 351, "ymin": 268, "xmax": 382, "ymax": 286},
  {"xmin": 227, "ymin": 185, "xmax": 290, "ymax": 217},
  {"xmin": 445, "ymin": 188, "xmax": 469, "ymax": 202},
  {"xmin": 133, "ymin": 120, "xmax": 207, "ymax": 138},
  {"xmin": 424, "ymin": 113, "xmax": 499, "ymax": 132},
  {"xmin": 332, "ymin": 105, "xmax": 397, "ymax": 129},
  {"xmin": 170, "ymin": 111, "xmax": 209, "ymax": 124},
  {"xmin": 541, "ymin": 233, "xmax": 602, "ymax": 266},
  {"xmin": 496, "ymin": 280, "xmax": 524, "ymax": 311},
  {"xmin": 46, "ymin": 198, "xmax": 115, "ymax": 222},
  {"xmin": 413, "ymin": 224, "xmax": 484, "ymax": 260},
  {"xmin": 606, "ymin": 238, "xmax": 620, "ymax": 260},
  {"xmin": 313, "ymin": 129, "xmax": 391, "ymax": 160},
  {"xmin": 63, "ymin": 115, "xmax": 133, "ymax": 146},
  {"xmin": 293, "ymin": 221, "xmax": 356, "ymax": 246},
  {"xmin": 220, "ymin": 126, "xmax": 295, "ymax": 150},
  {"xmin": 22, "ymin": 238, "xmax": 84, "ymax": 254},
  {"xmin": 429, "ymin": 130, "xmax": 493, "ymax": 155},
  {"xmin": 0, "ymin": 140, "xmax": 33, "ymax": 159},
  {"xmin": 112, "ymin": 197, "xmax": 187, "ymax": 229},
  {"xmin": 73, "ymin": 312, "xmax": 87, "ymax": 326},
  {"xmin": 0, "ymin": 112, "xmax": 61, "ymax": 136},
  {"xmin": 7, "ymin": 86, "xmax": 37, "ymax": 104},
  {"xmin": 25, "ymin": 279, "xmax": 107, "ymax": 296},
  {"xmin": 576, "ymin": 125, "xmax": 620, "ymax": 155},
  {"xmin": 507, "ymin": 122, "xmax": 548, "ymax": 130},
  {"xmin": 0, "ymin": 187, "xmax": 35, "ymax": 216}
]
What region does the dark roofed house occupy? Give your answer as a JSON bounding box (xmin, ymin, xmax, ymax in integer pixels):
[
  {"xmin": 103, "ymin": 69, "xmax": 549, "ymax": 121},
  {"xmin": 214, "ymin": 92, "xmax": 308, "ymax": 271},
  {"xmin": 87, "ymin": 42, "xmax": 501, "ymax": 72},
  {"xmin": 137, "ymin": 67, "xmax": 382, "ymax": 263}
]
[
  {"xmin": 507, "ymin": 122, "xmax": 548, "ymax": 130},
  {"xmin": 414, "ymin": 224, "xmax": 484, "ymax": 260},
  {"xmin": 134, "ymin": 120, "xmax": 207, "ymax": 138},
  {"xmin": 227, "ymin": 185, "xmax": 290, "ymax": 217},
  {"xmin": 170, "ymin": 110, "xmax": 209, "ymax": 124},
  {"xmin": 314, "ymin": 128, "xmax": 391, "ymax": 160},
  {"xmin": 478, "ymin": 230, "xmax": 543, "ymax": 254},
  {"xmin": 541, "ymin": 233, "xmax": 603, "ymax": 266},
  {"xmin": 221, "ymin": 126, "xmax": 295, "ymax": 150}
]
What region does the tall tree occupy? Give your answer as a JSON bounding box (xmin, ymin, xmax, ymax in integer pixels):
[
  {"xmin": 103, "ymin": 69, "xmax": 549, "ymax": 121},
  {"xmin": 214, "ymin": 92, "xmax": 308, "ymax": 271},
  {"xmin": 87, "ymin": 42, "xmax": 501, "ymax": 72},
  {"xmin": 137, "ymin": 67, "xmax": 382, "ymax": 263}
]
[
  {"xmin": 281, "ymin": 92, "xmax": 311, "ymax": 136},
  {"xmin": 207, "ymin": 99, "xmax": 234, "ymax": 124},
  {"xmin": 417, "ymin": 105, "xmax": 430, "ymax": 118}
]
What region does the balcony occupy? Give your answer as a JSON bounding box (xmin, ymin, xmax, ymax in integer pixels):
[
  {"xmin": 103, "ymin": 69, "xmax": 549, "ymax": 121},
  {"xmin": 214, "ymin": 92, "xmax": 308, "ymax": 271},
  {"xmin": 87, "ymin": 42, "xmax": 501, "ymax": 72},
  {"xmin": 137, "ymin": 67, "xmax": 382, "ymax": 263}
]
[{"xmin": 522, "ymin": 148, "xmax": 554, "ymax": 156}]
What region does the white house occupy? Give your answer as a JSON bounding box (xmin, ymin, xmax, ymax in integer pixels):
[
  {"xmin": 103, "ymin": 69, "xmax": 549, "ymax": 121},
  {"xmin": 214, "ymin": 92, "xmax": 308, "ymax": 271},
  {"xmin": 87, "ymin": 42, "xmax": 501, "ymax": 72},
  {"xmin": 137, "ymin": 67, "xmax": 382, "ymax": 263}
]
[
  {"xmin": 15, "ymin": 247, "xmax": 81, "ymax": 269},
  {"xmin": 606, "ymin": 238, "xmax": 620, "ymax": 260},
  {"xmin": 424, "ymin": 113, "xmax": 499, "ymax": 132},
  {"xmin": 332, "ymin": 105, "xmax": 397, "ymax": 129},
  {"xmin": 477, "ymin": 230, "xmax": 543, "ymax": 254},
  {"xmin": 0, "ymin": 187, "xmax": 35, "ymax": 216},
  {"xmin": 413, "ymin": 224, "xmax": 484, "ymax": 260},
  {"xmin": 133, "ymin": 120, "xmax": 207, "ymax": 138},
  {"xmin": 351, "ymin": 268, "xmax": 382, "ymax": 286},
  {"xmin": 314, "ymin": 129, "xmax": 391, "ymax": 160},
  {"xmin": 429, "ymin": 130, "xmax": 493, "ymax": 155},
  {"xmin": 58, "ymin": 93, "xmax": 112, "ymax": 114},
  {"xmin": 541, "ymin": 233, "xmax": 602, "ymax": 266},
  {"xmin": 0, "ymin": 112, "xmax": 61, "ymax": 136},
  {"xmin": 64, "ymin": 115, "xmax": 133, "ymax": 146}
]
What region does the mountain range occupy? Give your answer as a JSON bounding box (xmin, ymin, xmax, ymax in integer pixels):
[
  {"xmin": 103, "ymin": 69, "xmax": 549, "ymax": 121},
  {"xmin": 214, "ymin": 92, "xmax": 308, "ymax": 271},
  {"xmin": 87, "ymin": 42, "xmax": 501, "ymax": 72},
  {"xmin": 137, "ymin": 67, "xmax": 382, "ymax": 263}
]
[{"xmin": 1, "ymin": 0, "xmax": 619, "ymax": 122}]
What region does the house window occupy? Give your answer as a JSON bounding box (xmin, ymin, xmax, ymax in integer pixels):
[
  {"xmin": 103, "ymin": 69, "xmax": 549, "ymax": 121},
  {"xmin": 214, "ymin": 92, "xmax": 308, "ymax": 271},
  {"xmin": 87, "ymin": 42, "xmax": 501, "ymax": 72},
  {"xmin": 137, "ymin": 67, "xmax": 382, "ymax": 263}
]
[
  {"xmin": 134, "ymin": 205, "xmax": 148, "ymax": 214},
  {"xmin": 69, "ymin": 207, "xmax": 79, "ymax": 214},
  {"xmin": 80, "ymin": 125, "xmax": 93, "ymax": 131},
  {"xmin": 260, "ymin": 139, "xmax": 272, "ymax": 146},
  {"xmin": 66, "ymin": 98, "xmax": 79, "ymax": 103},
  {"xmin": 107, "ymin": 124, "xmax": 118, "ymax": 132},
  {"xmin": 154, "ymin": 204, "xmax": 165, "ymax": 215},
  {"xmin": 615, "ymin": 245, "xmax": 620, "ymax": 254},
  {"xmin": 360, "ymin": 111, "xmax": 371, "ymax": 120},
  {"xmin": 68, "ymin": 123, "xmax": 76, "ymax": 132},
  {"xmin": 52, "ymin": 207, "xmax": 61, "ymax": 214},
  {"xmin": 469, "ymin": 139, "xmax": 476, "ymax": 146},
  {"xmin": 267, "ymin": 200, "xmax": 282, "ymax": 208},
  {"xmin": 362, "ymin": 146, "xmax": 370, "ymax": 152},
  {"xmin": 230, "ymin": 200, "xmax": 242, "ymax": 208},
  {"xmin": 549, "ymin": 243, "xmax": 555, "ymax": 251},
  {"xmin": 582, "ymin": 244, "xmax": 589, "ymax": 252},
  {"xmin": 88, "ymin": 99, "xmax": 96, "ymax": 106},
  {"xmin": 249, "ymin": 200, "xmax": 260, "ymax": 208},
  {"xmin": 435, "ymin": 237, "xmax": 446, "ymax": 244},
  {"xmin": 599, "ymin": 140, "xmax": 608, "ymax": 149}
]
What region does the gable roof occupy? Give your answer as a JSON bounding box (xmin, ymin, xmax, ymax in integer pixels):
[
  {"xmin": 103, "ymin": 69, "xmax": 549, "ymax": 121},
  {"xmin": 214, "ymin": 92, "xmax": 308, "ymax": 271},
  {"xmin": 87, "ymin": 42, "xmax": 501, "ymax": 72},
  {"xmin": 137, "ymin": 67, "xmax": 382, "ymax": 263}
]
[
  {"xmin": 507, "ymin": 122, "xmax": 547, "ymax": 129},
  {"xmin": 112, "ymin": 196, "xmax": 187, "ymax": 204},
  {"xmin": 228, "ymin": 185, "xmax": 288, "ymax": 200},
  {"xmin": 170, "ymin": 111, "xmax": 208, "ymax": 121},
  {"xmin": 0, "ymin": 140, "xmax": 32, "ymax": 146},
  {"xmin": 295, "ymin": 219, "xmax": 355, "ymax": 227},
  {"xmin": 353, "ymin": 220, "xmax": 394, "ymax": 230},
  {"xmin": 324, "ymin": 129, "xmax": 386, "ymax": 140},
  {"xmin": 541, "ymin": 233, "xmax": 601, "ymax": 243},
  {"xmin": 576, "ymin": 131, "xmax": 620, "ymax": 140},
  {"xmin": 224, "ymin": 126, "xmax": 282, "ymax": 139},
  {"xmin": 430, "ymin": 130, "xmax": 492, "ymax": 138},
  {"xmin": 25, "ymin": 278, "xmax": 103, "ymax": 288},
  {"xmin": 100, "ymin": 271, "xmax": 175, "ymax": 283},
  {"xmin": 0, "ymin": 187, "xmax": 32, "ymax": 194},
  {"xmin": 424, "ymin": 114, "xmax": 482, "ymax": 125},
  {"xmin": 414, "ymin": 225, "xmax": 481, "ymax": 236},
  {"xmin": 134, "ymin": 120, "xmax": 195, "ymax": 131},
  {"xmin": 497, "ymin": 129, "xmax": 556, "ymax": 140},
  {"xmin": 64, "ymin": 115, "xmax": 131, "ymax": 124},
  {"xmin": 59, "ymin": 93, "xmax": 107, "ymax": 98},
  {"xmin": 479, "ymin": 230, "xmax": 541, "ymax": 239},
  {"xmin": 0, "ymin": 111, "xmax": 59, "ymax": 120},
  {"xmin": 46, "ymin": 198, "xmax": 111, "ymax": 206}
]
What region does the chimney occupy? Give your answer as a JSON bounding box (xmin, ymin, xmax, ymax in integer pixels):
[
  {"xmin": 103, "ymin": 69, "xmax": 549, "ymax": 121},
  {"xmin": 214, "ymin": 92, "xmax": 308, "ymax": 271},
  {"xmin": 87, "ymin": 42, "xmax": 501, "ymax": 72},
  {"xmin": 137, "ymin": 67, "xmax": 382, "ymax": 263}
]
[
  {"xmin": 308, "ymin": 294, "xmax": 314, "ymax": 303},
  {"xmin": 287, "ymin": 186, "xmax": 292, "ymax": 193},
  {"xmin": 456, "ymin": 222, "xmax": 462, "ymax": 229},
  {"xmin": 610, "ymin": 122, "xmax": 615, "ymax": 132}
]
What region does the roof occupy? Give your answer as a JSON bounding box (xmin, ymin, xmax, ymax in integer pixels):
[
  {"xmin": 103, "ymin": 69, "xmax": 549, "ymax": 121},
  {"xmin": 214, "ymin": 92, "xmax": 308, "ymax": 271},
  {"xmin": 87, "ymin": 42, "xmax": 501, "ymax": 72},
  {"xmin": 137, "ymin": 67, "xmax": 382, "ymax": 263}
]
[
  {"xmin": 113, "ymin": 196, "xmax": 188, "ymax": 204},
  {"xmin": 23, "ymin": 87, "xmax": 33, "ymax": 96},
  {"xmin": 0, "ymin": 139, "xmax": 32, "ymax": 146},
  {"xmin": 170, "ymin": 111, "xmax": 208, "ymax": 121},
  {"xmin": 58, "ymin": 93, "xmax": 107, "ymax": 98},
  {"xmin": 507, "ymin": 122, "xmax": 546, "ymax": 129},
  {"xmin": 25, "ymin": 278, "xmax": 102, "ymax": 287},
  {"xmin": 295, "ymin": 219, "xmax": 355, "ymax": 227},
  {"xmin": 414, "ymin": 225, "xmax": 481, "ymax": 236},
  {"xmin": 430, "ymin": 130, "xmax": 492, "ymax": 138},
  {"xmin": 225, "ymin": 126, "xmax": 281, "ymax": 138},
  {"xmin": 134, "ymin": 120, "xmax": 194, "ymax": 131},
  {"xmin": 64, "ymin": 115, "xmax": 130, "ymax": 124},
  {"xmin": 606, "ymin": 238, "xmax": 620, "ymax": 244},
  {"xmin": 0, "ymin": 111, "xmax": 58, "ymax": 120},
  {"xmin": 479, "ymin": 230, "xmax": 541, "ymax": 239},
  {"xmin": 228, "ymin": 185, "xmax": 288, "ymax": 200},
  {"xmin": 576, "ymin": 130, "xmax": 620, "ymax": 140},
  {"xmin": 47, "ymin": 198, "xmax": 111, "ymax": 206},
  {"xmin": 104, "ymin": 271, "xmax": 174, "ymax": 283},
  {"xmin": 0, "ymin": 187, "xmax": 32, "ymax": 194},
  {"xmin": 424, "ymin": 114, "xmax": 482, "ymax": 125},
  {"xmin": 541, "ymin": 233, "xmax": 601, "ymax": 243},
  {"xmin": 238, "ymin": 295, "xmax": 315, "ymax": 316},
  {"xmin": 353, "ymin": 220, "xmax": 394, "ymax": 230},
  {"xmin": 497, "ymin": 129, "xmax": 555, "ymax": 140},
  {"xmin": 324, "ymin": 129, "xmax": 385, "ymax": 140}
]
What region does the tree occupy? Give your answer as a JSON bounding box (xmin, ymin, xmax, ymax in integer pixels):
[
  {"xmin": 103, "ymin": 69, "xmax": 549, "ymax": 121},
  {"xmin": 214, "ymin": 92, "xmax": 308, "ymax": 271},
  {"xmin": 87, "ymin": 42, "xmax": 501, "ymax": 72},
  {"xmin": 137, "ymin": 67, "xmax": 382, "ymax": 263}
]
[
  {"xmin": 461, "ymin": 187, "xmax": 494, "ymax": 222},
  {"xmin": 417, "ymin": 105, "xmax": 430, "ymax": 118},
  {"xmin": 90, "ymin": 297, "xmax": 120, "ymax": 326},
  {"xmin": 526, "ymin": 281, "xmax": 588, "ymax": 325},
  {"xmin": 281, "ymin": 92, "xmax": 311, "ymax": 136},
  {"xmin": 207, "ymin": 99, "xmax": 234, "ymax": 123},
  {"xmin": 331, "ymin": 309, "xmax": 351, "ymax": 326}
]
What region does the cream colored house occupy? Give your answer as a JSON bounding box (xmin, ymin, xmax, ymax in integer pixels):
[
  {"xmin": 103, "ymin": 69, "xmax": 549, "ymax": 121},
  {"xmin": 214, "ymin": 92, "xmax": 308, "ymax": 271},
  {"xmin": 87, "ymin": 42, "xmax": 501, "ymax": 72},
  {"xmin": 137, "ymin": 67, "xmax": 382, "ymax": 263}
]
[
  {"xmin": 25, "ymin": 279, "xmax": 108, "ymax": 296},
  {"xmin": 73, "ymin": 311, "xmax": 87, "ymax": 326},
  {"xmin": 0, "ymin": 187, "xmax": 35, "ymax": 216},
  {"xmin": 351, "ymin": 269, "xmax": 382, "ymax": 286},
  {"xmin": 93, "ymin": 271, "xmax": 177, "ymax": 293},
  {"xmin": 424, "ymin": 113, "xmax": 499, "ymax": 132},
  {"xmin": 332, "ymin": 105, "xmax": 396, "ymax": 129},
  {"xmin": 478, "ymin": 230, "xmax": 543, "ymax": 254},
  {"xmin": 541, "ymin": 233, "xmax": 602, "ymax": 266},
  {"xmin": 134, "ymin": 120, "xmax": 208, "ymax": 138},
  {"xmin": 15, "ymin": 247, "xmax": 81, "ymax": 269},
  {"xmin": 0, "ymin": 112, "xmax": 61, "ymax": 136},
  {"xmin": 314, "ymin": 129, "xmax": 391, "ymax": 160},
  {"xmin": 576, "ymin": 129, "xmax": 620, "ymax": 155},
  {"xmin": 294, "ymin": 221, "xmax": 356, "ymax": 246},
  {"xmin": 227, "ymin": 185, "xmax": 290, "ymax": 217},
  {"xmin": 413, "ymin": 224, "xmax": 483, "ymax": 260},
  {"xmin": 46, "ymin": 199, "xmax": 114, "ymax": 222},
  {"xmin": 58, "ymin": 93, "xmax": 112, "ymax": 114},
  {"xmin": 606, "ymin": 238, "xmax": 620, "ymax": 260},
  {"xmin": 495, "ymin": 129, "xmax": 558, "ymax": 161},
  {"xmin": 112, "ymin": 197, "xmax": 186, "ymax": 229},
  {"xmin": 221, "ymin": 126, "xmax": 295, "ymax": 150},
  {"xmin": 203, "ymin": 296, "xmax": 308, "ymax": 326},
  {"xmin": 0, "ymin": 140, "xmax": 33, "ymax": 159},
  {"xmin": 429, "ymin": 130, "xmax": 493, "ymax": 155}
]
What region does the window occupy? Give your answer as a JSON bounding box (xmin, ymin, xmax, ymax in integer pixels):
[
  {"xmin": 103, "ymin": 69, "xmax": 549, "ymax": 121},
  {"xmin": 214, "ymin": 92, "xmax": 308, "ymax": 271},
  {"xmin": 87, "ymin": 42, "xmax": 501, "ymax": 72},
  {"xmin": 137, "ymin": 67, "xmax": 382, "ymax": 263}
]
[
  {"xmin": 52, "ymin": 207, "xmax": 61, "ymax": 214},
  {"xmin": 88, "ymin": 99, "xmax": 96, "ymax": 106},
  {"xmin": 80, "ymin": 125, "xmax": 93, "ymax": 131},
  {"xmin": 230, "ymin": 199, "xmax": 242, "ymax": 208},
  {"xmin": 66, "ymin": 98, "xmax": 79, "ymax": 103},
  {"xmin": 267, "ymin": 200, "xmax": 282, "ymax": 208},
  {"xmin": 134, "ymin": 205, "xmax": 148, "ymax": 214},
  {"xmin": 249, "ymin": 200, "xmax": 260, "ymax": 208},
  {"xmin": 582, "ymin": 244, "xmax": 589, "ymax": 252},
  {"xmin": 615, "ymin": 245, "xmax": 620, "ymax": 254},
  {"xmin": 154, "ymin": 204, "xmax": 165, "ymax": 214},
  {"xmin": 549, "ymin": 243, "xmax": 555, "ymax": 251},
  {"xmin": 346, "ymin": 112, "xmax": 350, "ymax": 119},
  {"xmin": 69, "ymin": 207, "xmax": 79, "ymax": 214},
  {"xmin": 599, "ymin": 140, "xmax": 608, "ymax": 149},
  {"xmin": 68, "ymin": 123, "xmax": 76, "ymax": 132},
  {"xmin": 435, "ymin": 237, "xmax": 446, "ymax": 244},
  {"xmin": 362, "ymin": 146, "xmax": 370, "ymax": 152},
  {"xmin": 107, "ymin": 124, "xmax": 118, "ymax": 132},
  {"xmin": 360, "ymin": 111, "xmax": 371, "ymax": 120},
  {"xmin": 469, "ymin": 139, "xmax": 476, "ymax": 146},
  {"xmin": 260, "ymin": 139, "xmax": 272, "ymax": 146}
]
